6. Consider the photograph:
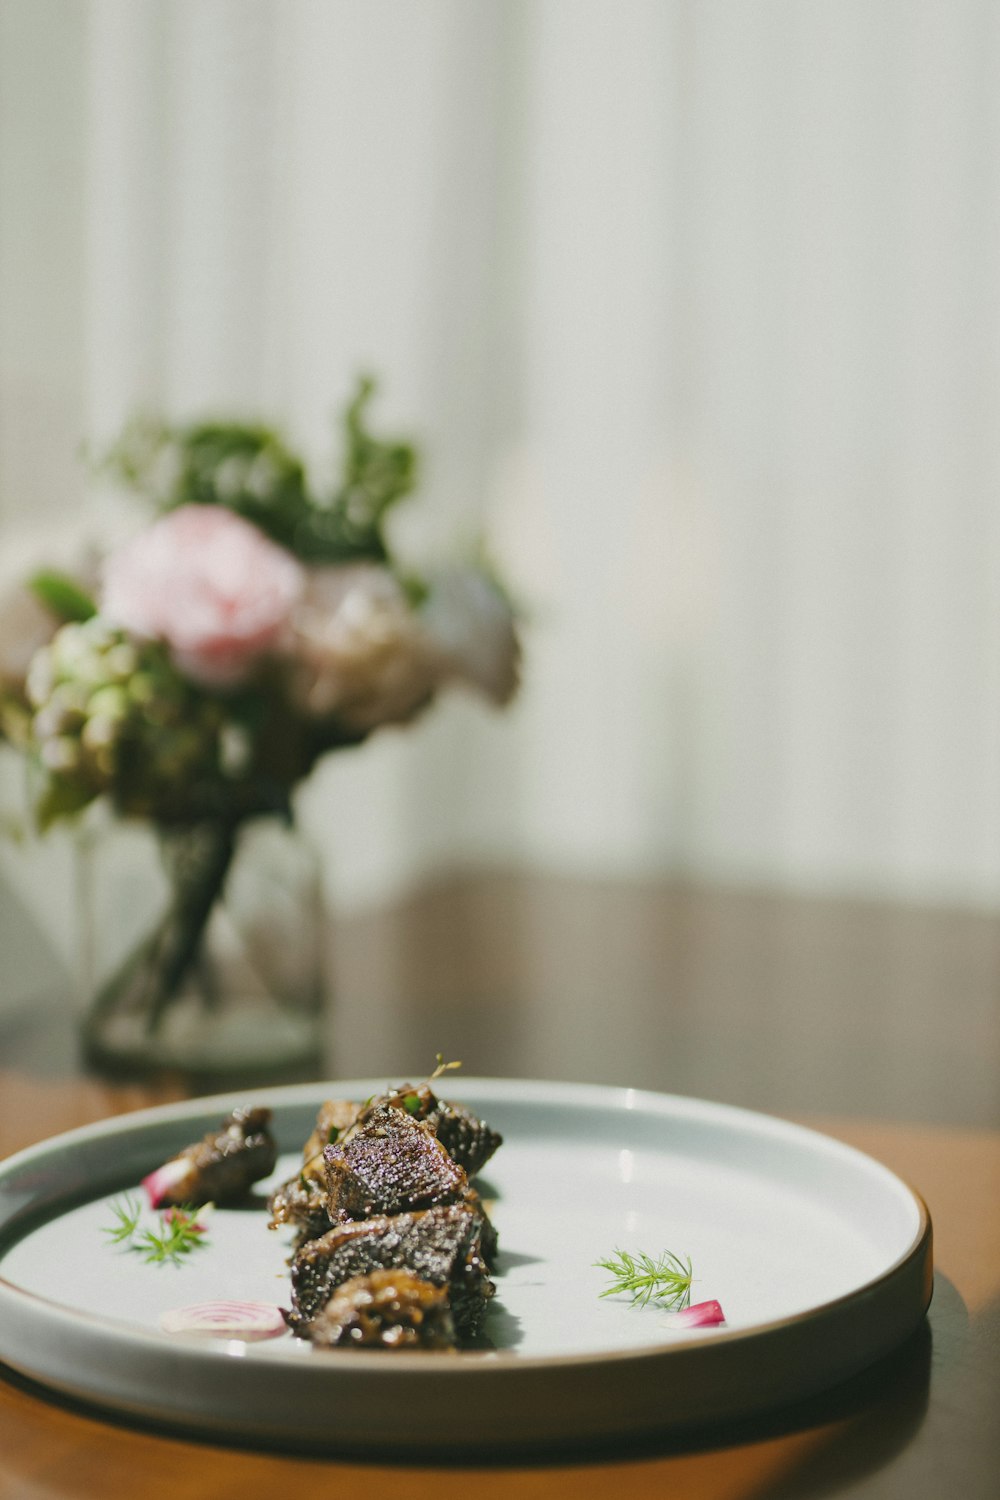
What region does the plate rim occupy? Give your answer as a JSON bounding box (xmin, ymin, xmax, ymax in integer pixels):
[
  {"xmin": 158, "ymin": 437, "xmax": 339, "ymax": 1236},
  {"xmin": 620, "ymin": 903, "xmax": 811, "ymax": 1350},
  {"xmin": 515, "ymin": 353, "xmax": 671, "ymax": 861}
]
[
  {"xmin": 0, "ymin": 1077, "xmax": 934, "ymax": 1447},
  {"xmin": 0, "ymin": 1075, "xmax": 932, "ymax": 1372}
]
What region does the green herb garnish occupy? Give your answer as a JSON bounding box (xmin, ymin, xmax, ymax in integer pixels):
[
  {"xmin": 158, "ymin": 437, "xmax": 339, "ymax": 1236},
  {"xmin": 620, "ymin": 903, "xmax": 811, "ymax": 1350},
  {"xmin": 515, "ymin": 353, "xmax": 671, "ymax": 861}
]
[
  {"xmin": 102, "ymin": 1198, "xmax": 210, "ymax": 1266},
  {"xmin": 135, "ymin": 1206, "xmax": 209, "ymax": 1266},
  {"xmin": 595, "ymin": 1249, "xmax": 694, "ymax": 1310},
  {"xmin": 429, "ymin": 1053, "xmax": 462, "ymax": 1081},
  {"xmin": 102, "ymin": 1194, "xmax": 142, "ymax": 1244}
]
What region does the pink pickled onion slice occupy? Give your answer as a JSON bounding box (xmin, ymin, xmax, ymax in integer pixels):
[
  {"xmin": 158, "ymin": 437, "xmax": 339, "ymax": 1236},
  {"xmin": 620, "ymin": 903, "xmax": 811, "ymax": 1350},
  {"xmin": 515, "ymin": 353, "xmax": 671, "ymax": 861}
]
[
  {"xmin": 163, "ymin": 1204, "xmax": 211, "ymax": 1232},
  {"xmin": 142, "ymin": 1158, "xmax": 196, "ymax": 1208},
  {"xmin": 673, "ymin": 1299, "xmax": 726, "ymax": 1328},
  {"xmin": 159, "ymin": 1301, "xmax": 287, "ymax": 1340}
]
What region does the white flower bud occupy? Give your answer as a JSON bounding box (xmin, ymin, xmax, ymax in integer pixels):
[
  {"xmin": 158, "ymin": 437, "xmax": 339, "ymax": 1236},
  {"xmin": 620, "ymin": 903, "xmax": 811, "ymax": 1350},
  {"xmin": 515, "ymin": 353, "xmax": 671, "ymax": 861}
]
[{"xmin": 421, "ymin": 567, "xmax": 520, "ymax": 706}]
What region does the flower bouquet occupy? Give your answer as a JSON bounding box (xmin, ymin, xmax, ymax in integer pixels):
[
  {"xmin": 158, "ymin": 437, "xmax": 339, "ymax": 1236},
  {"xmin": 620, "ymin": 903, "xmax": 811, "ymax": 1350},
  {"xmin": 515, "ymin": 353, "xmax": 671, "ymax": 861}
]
[{"xmin": 0, "ymin": 379, "xmax": 520, "ymax": 1082}]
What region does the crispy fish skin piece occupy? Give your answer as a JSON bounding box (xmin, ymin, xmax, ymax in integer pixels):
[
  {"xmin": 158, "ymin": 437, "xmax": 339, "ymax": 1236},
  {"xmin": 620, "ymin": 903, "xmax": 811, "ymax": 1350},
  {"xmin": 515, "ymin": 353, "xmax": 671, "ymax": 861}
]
[
  {"xmin": 305, "ymin": 1269, "xmax": 456, "ymax": 1350},
  {"xmin": 287, "ymin": 1202, "xmax": 495, "ymax": 1341},
  {"xmin": 323, "ymin": 1102, "xmax": 468, "ymax": 1221},
  {"xmin": 152, "ymin": 1105, "xmax": 277, "ymax": 1207}
]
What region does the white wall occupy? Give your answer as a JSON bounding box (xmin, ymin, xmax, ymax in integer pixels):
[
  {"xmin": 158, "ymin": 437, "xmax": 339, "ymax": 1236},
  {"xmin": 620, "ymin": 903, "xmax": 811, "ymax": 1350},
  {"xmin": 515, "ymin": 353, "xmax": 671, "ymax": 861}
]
[{"xmin": 2, "ymin": 0, "xmax": 999, "ymax": 938}]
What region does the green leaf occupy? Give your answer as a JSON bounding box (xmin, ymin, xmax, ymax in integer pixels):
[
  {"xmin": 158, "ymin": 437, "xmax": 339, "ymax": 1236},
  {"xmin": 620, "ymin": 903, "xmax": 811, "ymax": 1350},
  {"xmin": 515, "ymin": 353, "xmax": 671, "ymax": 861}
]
[
  {"xmin": 34, "ymin": 775, "xmax": 95, "ymax": 832},
  {"xmin": 293, "ymin": 375, "xmax": 417, "ymax": 563},
  {"xmin": 28, "ymin": 570, "xmax": 97, "ymax": 623},
  {"xmin": 102, "ymin": 1194, "xmax": 142, "ymax": 1245},
  {"xmin": 99, "ymin": 377, "xmax": 421, "ymax": 569},
  {"xmin": 595, "ymin": 1249, "xmax": 694, "ymax": 1310},
  {"xmin": 135, "ymin": 1205, "xmax": 210, "ymax": 1265}
]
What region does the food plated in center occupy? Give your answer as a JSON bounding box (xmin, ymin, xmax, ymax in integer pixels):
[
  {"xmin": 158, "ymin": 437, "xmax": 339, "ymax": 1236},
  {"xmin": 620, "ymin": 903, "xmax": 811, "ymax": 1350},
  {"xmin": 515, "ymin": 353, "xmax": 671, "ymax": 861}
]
[
  {"xmin": 142, "ymin": 1063, "xmax": 504, "ymax": 1351},
  {"xmin": 272, "ymin": 1073, "xmax": 502, "ymax": 1350}
]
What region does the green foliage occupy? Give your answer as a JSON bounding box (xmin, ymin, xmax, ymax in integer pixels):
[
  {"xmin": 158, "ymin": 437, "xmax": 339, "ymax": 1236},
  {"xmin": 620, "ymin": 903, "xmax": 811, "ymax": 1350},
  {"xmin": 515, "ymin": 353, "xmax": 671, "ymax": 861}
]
[
  {"xmin": 33, "ymin": 774, "xmax": 95, "ymax": 833},
  {"xmin": 103, "ymin": 1196, "xmax": 211, "ymax": 1266},
  {"xmin": 28, "ymin": 570, "xmax": 97, "ymax": 623},
  {"xmin": 136, "ymin": 1205, "xmax": 210, "ymax": 1266},
  {"xmin": 21, "ymin": 618, "xmax": 329, "ymax": 830},
  {"xmin": 595, "ymin": 1248, "xmax": 694, "ymax": 1310},
  {"xmin": 102, "ymin": 1194, "xmax": 142, "ymax": 1244},
  {"xmin": 333, "ymin": 375, "xmax": 417, "ymax": 544},
  {"xmin": 101, "ymin": 376, "xmax": 417, "ymax": 566}
]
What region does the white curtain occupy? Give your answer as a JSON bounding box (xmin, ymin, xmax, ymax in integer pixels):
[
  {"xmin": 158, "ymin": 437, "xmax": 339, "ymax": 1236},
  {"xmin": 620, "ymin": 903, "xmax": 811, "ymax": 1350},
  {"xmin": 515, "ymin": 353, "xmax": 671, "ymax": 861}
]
[{"xmin": 2, "ymin": 0, "xmax": 999, "ymax": 956}]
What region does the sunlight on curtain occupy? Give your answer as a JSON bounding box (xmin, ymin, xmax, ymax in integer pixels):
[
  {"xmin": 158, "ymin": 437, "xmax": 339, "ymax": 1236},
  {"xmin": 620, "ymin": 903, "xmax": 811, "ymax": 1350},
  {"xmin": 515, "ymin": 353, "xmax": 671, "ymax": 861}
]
[{"xmin": 2, "ymin": 0, "xmax": 999, "ymax": 944}]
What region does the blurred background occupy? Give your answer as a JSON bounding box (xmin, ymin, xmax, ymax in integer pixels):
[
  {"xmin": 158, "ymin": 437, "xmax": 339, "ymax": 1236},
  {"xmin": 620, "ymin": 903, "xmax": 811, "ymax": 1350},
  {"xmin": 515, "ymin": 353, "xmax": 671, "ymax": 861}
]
[{"xmin": 1, "ymin": 0, "xmax": 998, "ymax": 1118}]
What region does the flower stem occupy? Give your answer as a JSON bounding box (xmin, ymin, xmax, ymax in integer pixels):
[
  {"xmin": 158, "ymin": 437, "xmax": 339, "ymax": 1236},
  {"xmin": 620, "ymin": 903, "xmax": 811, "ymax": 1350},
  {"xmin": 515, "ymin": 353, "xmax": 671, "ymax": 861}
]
[{"xmin": 81, "ymin": 819, "xmax": 239, "ymax": 1049}]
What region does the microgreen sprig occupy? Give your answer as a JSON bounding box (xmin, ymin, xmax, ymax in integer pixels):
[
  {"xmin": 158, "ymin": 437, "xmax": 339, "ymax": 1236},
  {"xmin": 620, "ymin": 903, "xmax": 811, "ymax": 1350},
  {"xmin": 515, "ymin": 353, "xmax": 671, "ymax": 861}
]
[
  {"xmin": 137, "ymin": 1206, "xmax": 210, "ymax": 1265},
  {"xmin": 430, "ymin": 1053, "xmax": 462, "ymax": 1081},
  {"xmin": 103, "ymin": 1196, "xmax": 211, "ymax": 1266},
  {"xmin": 595, "ymin": 1248, "xmax": 694, "ymax": 1310},
  {"xmin": 102, "ymin": 1193, "xmax": 142, "ymax": 1244}
]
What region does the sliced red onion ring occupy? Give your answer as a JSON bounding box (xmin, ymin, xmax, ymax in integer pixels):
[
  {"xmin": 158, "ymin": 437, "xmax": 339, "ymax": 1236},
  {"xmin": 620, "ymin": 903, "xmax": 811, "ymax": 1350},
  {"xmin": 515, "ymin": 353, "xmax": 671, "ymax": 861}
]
[
  {"xmin": 159, "ymin": 1301, "xmax": 287, "ymax": 1340},
  {"xmin": 672, "ymin": 1298, "xmax": 726, "ymax": 1328}
]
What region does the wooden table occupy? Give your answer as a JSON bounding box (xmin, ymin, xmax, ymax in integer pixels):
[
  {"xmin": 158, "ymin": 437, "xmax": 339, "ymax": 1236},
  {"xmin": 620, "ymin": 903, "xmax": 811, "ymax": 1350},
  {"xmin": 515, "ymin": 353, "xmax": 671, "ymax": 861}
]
[{"xmin": 1, "ymin": 873, "xmax": 999, "ymax": 1496}]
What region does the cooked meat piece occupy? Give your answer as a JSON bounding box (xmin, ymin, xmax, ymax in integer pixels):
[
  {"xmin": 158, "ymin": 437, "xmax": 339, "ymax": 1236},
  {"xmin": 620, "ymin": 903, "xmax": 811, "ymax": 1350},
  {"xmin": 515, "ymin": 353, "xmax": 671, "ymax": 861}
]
[
  {"xmin": 287, "ymin": 1202, "xmax": 495, "ymax": 1341},
  {"xmin": 273, "ymin": 1164, "xmax": 497, "ymax": 1266},
  {"xmin": 323, "ymin": 1103, "xmax": 468, "ymax": 1220},
  {"xmin": 301, "ymin": 1098, "xmax": 362, "ymax": 1162},
  {"xmin": 304, "ymin": 1268, "xmax": 456, "ymax": 1350},
  {"xmin": 146, "ymin": 1105, "xmax": 277, "ymax": 1207},
  {"xmin": 268, "ymin": 1098, "xmax": 360, "ymax": 1242},
  {"xmin": 462, "ymin": 1185, "xmax": 499, "ymax": 1269},
  {"xmin": 432, "ymin": 1098, "xmax": 503, "ymax": 1179},
  {"xmin": 377, "ymin": 1085, "xmax": 503, "ymax": 1178},
  {"xmin": 267, "ymin": 1174, "xmax": 333, "ymax": 1245}
]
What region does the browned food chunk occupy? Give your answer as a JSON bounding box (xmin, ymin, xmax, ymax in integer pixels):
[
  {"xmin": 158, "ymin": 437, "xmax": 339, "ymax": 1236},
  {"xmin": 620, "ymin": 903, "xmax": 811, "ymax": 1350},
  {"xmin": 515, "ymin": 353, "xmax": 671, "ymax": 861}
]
[
  {"xmin": 268, "ymin": 1098, "xmax": 360, "ymax": 1243},
  {"xmin": 287, "ymin": 1202, "xmax": 495, "ymax": 1342},
  {"xmin": 268, "ymin": 1087, "xmax": 502, "ymax": 1264},
  {"xmin": 302, "ymin": 1098, "xmax": 363, "ymax": 1161},
  {"xmin": 267, "ymin": 1173, "xmax": 333, "ymax": 1246},
  {"xmin": 305, "ymin": 1268, "xmax": 456, "ymax": 1350},
  {"xmin": 431, "ymin": 1098, "xmax": 503, "ymax": 1179},
  {"xmin": 146, "ymin": 1106, "xmax": 277, "ymax": 1207},
  {"xmin": 462, "ymin": 1184, "xmax": 499, "ymax": 1269},
  {"xmin": 375, "ymin": 1085, "xmax": 503, "ymax": 1178},
  {"xmin": 323, "ymin": 1103, "xmax": 468, "ymax": 1221}
]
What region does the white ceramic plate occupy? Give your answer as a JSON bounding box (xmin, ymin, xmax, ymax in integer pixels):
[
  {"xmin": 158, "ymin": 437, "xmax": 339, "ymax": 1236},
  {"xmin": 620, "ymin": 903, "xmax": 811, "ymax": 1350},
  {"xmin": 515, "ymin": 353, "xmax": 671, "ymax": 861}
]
[{"xmin": 0, "ymin": 1078, "xmax": 931, "ymax": 1454}]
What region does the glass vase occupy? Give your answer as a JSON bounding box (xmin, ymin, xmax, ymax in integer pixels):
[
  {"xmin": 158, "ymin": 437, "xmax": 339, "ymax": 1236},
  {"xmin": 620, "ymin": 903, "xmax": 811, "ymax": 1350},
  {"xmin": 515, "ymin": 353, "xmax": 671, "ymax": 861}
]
[{"xmin": 74, "ymin": 813, "xmax": 328, "ymax": 1089}]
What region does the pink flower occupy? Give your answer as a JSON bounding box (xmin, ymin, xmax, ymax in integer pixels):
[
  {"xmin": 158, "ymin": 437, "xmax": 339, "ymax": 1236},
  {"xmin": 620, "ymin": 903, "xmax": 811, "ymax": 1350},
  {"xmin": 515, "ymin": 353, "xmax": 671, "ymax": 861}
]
[{"xmin": 101, "ymin": 505, "xmax": 304, "ymax": 686}]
